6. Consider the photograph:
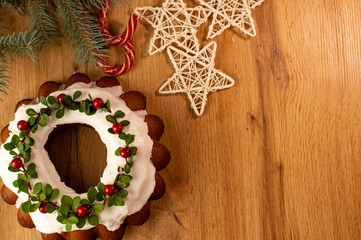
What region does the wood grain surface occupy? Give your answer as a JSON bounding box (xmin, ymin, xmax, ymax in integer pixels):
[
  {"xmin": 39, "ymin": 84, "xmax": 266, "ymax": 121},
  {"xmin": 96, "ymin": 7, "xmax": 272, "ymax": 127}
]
[{"xmin": 1, "ymin": 0, "xmax": 361, "ymax": 239}]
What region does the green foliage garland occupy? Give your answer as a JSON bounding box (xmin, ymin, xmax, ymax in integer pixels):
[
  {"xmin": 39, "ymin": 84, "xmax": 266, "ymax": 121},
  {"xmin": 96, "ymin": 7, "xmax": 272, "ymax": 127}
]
[{"xmin": 3, "ymin": 91, "xmax": 137, "ymax": 231}]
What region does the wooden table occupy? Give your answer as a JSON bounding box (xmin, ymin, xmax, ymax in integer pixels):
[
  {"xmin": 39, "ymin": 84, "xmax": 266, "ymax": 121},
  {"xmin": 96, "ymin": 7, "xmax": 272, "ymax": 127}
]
[{"xmin": 0, "ymin": 0, "xmax": 360, "ymax": 239}]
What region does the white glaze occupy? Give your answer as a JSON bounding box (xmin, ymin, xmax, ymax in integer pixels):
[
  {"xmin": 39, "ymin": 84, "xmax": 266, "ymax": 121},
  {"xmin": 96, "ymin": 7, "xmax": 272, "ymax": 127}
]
[{"xmin": 0, "ymin": 82, "xmax": 155, "ymax": 234}]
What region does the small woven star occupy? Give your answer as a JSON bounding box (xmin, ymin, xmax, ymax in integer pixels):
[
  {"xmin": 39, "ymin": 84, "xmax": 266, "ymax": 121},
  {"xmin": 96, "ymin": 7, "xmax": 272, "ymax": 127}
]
[
  {"xmin": 159, "ymin": 42, "xmax": 234, "ymax": 116},
  {"xmin": 198, "ymin": 0, "xmax": 258, "ymax": 39},
  {"xmin": 248, "ymin": 0, "xmax": 265, "ymax": 9},
  {"xmin": 134, "ymin": 0, "xmax": 208, "ymax": 55}
]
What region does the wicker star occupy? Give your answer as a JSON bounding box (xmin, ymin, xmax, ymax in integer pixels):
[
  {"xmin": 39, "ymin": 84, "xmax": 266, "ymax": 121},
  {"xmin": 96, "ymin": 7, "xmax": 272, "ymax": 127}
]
[
  {"xmin": 159, "ymin": 42, "xmax": 234, "ymax": 116},
  {"xmin": 134, "ymin": 0, "xmax": 208, "ymax": 55},
  {"xmin": 248, "ymin": 0, "xmax": 264, "ymax": 9},
  {"xmin": 198, "ymin": 0, "xmax": 257, "ymax": 39}
]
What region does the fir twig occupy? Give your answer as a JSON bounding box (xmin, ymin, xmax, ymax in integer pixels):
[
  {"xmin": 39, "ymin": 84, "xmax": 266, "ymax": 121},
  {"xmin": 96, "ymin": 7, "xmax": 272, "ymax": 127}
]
[
  {"xmin": 0, "ymin": 0, "xmax": 29, "ymax": 14},
  {"xmin": 0, "ymin": 31, "xmax": 41, "ymax": 62},
  {"xmin": 55, "ymin": 0, "xmax": 108, "ymax": 69},
  {"xmin": 28, "ymin": 0, "xmax": 61, "ymax": 47},
  {"xmin": 0, "ymin": 57, "xmax": 9, "ymax": 101}
]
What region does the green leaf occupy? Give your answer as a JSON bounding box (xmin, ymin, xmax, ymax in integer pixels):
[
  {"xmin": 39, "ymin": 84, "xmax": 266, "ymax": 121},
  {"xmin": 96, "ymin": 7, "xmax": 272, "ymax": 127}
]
[
  {"xmin": 47, "ymin": 96, "xmax": 57, "ymax": 105},
  {"xmin": 95, "ymin": 192, "xmax": 104, "ymax": 201},
  {"xmin": 4, "ymin": 142, "xmax": 15, "ymax": 150},
  {"xmin": 68, "ymin": 214, "xmax": 79, "ymax": 224},
  {"xmin": 21, "ymin": 200, "xmax": 31, "ymax": 213},
  {"xmin": 19, "ymin": 130, "xmax": 28, "ymax": 139},
  {"xmin": 26, "ymin": 108, "xmax": 37, "ymax": 116},
  {"xmin": 39, "ymin": 193, "xmax": 47, "ymax": 201},
  {"xmin": 123, "ymin": 164, "xmax": 131, "ymax": 174},
  {"xmin": 19, "ymin": 181, "xmax": 29, "ymax": 194},
  {"xmin": 44, "ymin": 184, "xmax": 53, "ymax": 198},
  {"xmin": 79, "ymin": 105, "xmax": 86, "ymax": 112},
  {"xmin": 116, "ymin": 189, "xmax": 128, "ymax": 198},
  {"xmin": 45, "ymin": 204, "xmax": 56, "ymax": 213},
  {"xmin": 25, "ymin": 136, "xmax": 35, "ymax": 146},
  {"xmin": 76, "ymin": 217, "xmax": 86, "ymax": 229},
  {"xmin": 59, "ymin": 204, "xmax": 70, "ymax": 216},
  {"xmin": 27, "ymin": 169, "xmax": 38, "ymax": 179},
  {"xmin": 56, "ymin": 109, "xmax": 65, "ymax": 119},
  {"xmin": 92, "ymin": 203, "xmax": 104, "ymax": 213},
  {"xmin": 97, "ymin": 182, "xmax": 105, "ymax": 196},
  {"xmin": 105, "ymin": 100, "xmax": 110, "ymax": 109},
  {"xmin": 116, "ymin": 181, "xmax": 127, "ymax": 189},
  {"xmin": 87, "ymin": 215, "xmax": 99, "ymax": 226},
  {"xmin": 57, "ymin": 216, "xmax": 66, "ymax": 224},
  {"xmin": 65, "ymin": 222, "xmax": 72, "ymax": 232},
  {"xmin": 49, "ymin": 189, "xmax": 60, "ymax": 201},
  {"xmin": 73, "ymin": 91, "xmax": 82, "ymax": 100},
  {"xmin": 87, "ymin": 187, "xmax": 97, "ymax": 203},
  {"xmin": 28, "ymin": 117, "xmax": 36, "ymax": 126},
  {"xmin": 11, "ymin": 135, "xmax": 20, "ymax": 145},
  {"xmin": 120, "ymin": 120, "xmax": 130, "ymax": 126},
  {"xmin": 106, "ymin": 115, "xmax": 114, "ymax": 123},
  {"xmin": 121, "ymin": 175, "xmax": 132, "ymax": 184},
  {"xmin": 68, "ymin": 102, "xmax": 80, "ymax": 110},
  {"xmin": 33, "ymin": 182, "xmax": 42, "ymax": 195},
  {"xmin": 13, "ymin": 179, "xmax": 20, "ymax": 187},
  {"xmin": 17, "ymin": 173, "xmax": 26, "ymax": 182},
  {"xmin": 61, "ymin": 195, "xmax": 73, "ymax": 206},
  {"xmin": 80, "ymin": 199, "xmax": 91, "ymax": 205},
  {"xmin": 130, "ymin": 147, "xmax": 137, "ymax": 154},
  {"xmin": 125, "ymin": 135, "xmax": 135, "ymax": 145},
  {"xmin": 114, "ymin": 196, "xmax": 124, "ymax": 206},
  {"xmin": 28, "ymin": 163, "xmax": 36, "ymax": 171},
  {"xmin": 108, "ymin": 128, "xmax": 114, "ymax": 134},
  {"xmin": 31, "ymin": 125, "xmax": 38, "ymax": 134},
  {"xmin": 62, "ymin": 95, "xmax": 72, "ymax": 105},
  {"xmin": 118, "ymin": 132, "xmax": 127, "ymax": 140},
  {"xmin": 18, "ymin": 143, "xmax": 24, "ymax": 152},
  {"xmin": 8, "ymin": 165, "xmax": 21, "ymax": 172},
  {"xmin": 114, "ymin": 110, "xmax": 125, "ymax": 118},
  {"xmin": 29, "ymin": 203, "xmax": 41, "ymax": 212},
  {"xmin": 50, "ymin": 102, "xmax": 60, "ymax": 111},
  {"xmin": 107, "ymin": 196, "xmax": 115, "ymax": 207},
  {"xmin": 88, "ymin": 94, "xmax": 93, "ymax": 101},
  {"xmin": 39, "ymin": 96, "xmax": 47, "ymax": 106},
  {"xmin": 72, "ymin": 196, "xmax": 81, "ymax": 210},
  {"xmin": 115, "ymin": 147, "xmax": 122, "ymax": 156}
]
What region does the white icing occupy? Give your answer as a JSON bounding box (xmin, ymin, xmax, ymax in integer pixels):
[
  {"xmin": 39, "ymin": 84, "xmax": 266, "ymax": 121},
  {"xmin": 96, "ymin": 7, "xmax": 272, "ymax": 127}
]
[{"xmin": 0, "ymin": 82, "xmax": 155, "ymax": 234}]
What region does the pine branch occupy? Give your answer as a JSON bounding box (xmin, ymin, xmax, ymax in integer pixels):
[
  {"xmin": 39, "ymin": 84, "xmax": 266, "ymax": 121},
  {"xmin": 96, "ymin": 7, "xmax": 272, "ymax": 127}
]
[
  {"xmin": 28, "ymin": 0, "xmax": 61, "ymax": 47},
  {"xmin": 81, "ymin": 0, "xmax": 129, "ymax": 11},
  {"xmin": 0, "ymin": 31, "xmax": 41, "ymax": 61},
  {"xmin": 55, "ymin": 0, "xmax": 108, "ymax": 69},
  {"xmin": 0, "ymin": 57, "xmax": 9, "ymax": 101},
  {"xmin": 0, "ymin": 0, "xmax": 29, "ymax": 14}
]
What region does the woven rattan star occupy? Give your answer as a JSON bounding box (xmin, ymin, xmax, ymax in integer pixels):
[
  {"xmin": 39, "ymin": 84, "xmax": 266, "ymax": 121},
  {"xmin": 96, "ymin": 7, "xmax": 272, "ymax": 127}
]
[
  {"xmin": 134, "ymin": 0, "xmax": 208, "ymax": 55},
  {"xmin": 198, "ymin": 0, "xmax": 257, "ymax": 39},
  {"xmin": 159, "ymin": 42, "xmax": 234, "ymax": 116}
]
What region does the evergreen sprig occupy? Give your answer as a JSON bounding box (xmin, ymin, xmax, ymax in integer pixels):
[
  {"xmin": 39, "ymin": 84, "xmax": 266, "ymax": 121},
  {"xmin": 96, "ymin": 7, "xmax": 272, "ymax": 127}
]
[{"xmin": 0, "ymin": 0, "xmax": 129, "ymax": 101}]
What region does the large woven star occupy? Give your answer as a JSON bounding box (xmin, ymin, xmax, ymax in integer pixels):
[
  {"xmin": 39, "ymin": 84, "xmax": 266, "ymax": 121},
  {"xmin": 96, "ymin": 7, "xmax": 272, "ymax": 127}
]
[
  {"xmin": 159, "ymin": 42, "xmax": 234, "ymax": 116},
  {"xmin": 134, "ymin": 0, "xmax": 208, "ymax": 55},
  {"xmin": 198, "ymin": 0, "xmax": 257, "ymax": 39}
]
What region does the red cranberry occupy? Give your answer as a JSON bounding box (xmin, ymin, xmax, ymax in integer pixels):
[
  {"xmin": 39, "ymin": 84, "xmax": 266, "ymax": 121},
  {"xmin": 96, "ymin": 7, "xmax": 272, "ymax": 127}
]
[
  {"xmin": 11, "ymin": 158, "xmax": 23, "ymax": 169},
  {"xmin": 17, "ymin": 120, "xmax": 28, "ymax": 131},
  {"xmin": 112, "ymin": 123, "xmax": 123, "ymax": 134},
  {"xmin": 76, "ymin": 205, "xmax": 89, "ymax": 217},
  {"xmin": 39, "ymin": 203, "xmax": 48, "ymax": 214},
  {"xmin": 57, "ymin": 94, "xmax": 66, "ymax": 103},
  {"xmin": 104, "ymin": 185, "xmax": 116, "ymax": 196},
  {"xmin": 92, "ymin": 98, "xmax": 104, "ymax": 109},
  {"xmin": 120, "ymin": 148, "xmax": 131, "ymax": 158}
]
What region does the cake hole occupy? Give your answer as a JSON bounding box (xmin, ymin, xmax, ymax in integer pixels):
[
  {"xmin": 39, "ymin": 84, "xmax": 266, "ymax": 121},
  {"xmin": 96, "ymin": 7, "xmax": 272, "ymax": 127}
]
[{"xmin": 45, "ymin": 124, "xmax": 107, "ymax": 193}]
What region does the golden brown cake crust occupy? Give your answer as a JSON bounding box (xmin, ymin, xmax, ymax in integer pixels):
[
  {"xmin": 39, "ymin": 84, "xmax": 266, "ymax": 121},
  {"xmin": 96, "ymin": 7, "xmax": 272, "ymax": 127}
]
[
  {"xmin": 1, "ymin": 125, "xmax": 10, "ymax": 143},
  {"xmin": 1, "ymin": 185, "xmax": 18, "ymax": 205},
  {"xmin": 96, "ymin": 76, "xmax": 120, "ymax": 88},
  {"xmin": 1, "ymin": 74, "xmax": 170, "ymax": 240},
  {"xmin": 145, "ymin": 115, "xmax": 165, "ymax": 140},
  {"xmin": 65, "ymin": 73, "xmax": 91, "ymax": 88},
  {"xmin": 15, "ymin": 99, "xmax": 32, "ymax": 112},
  {"xmin": 120, "ymin": 91, "xmax": 146, "ymax": 111}
]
